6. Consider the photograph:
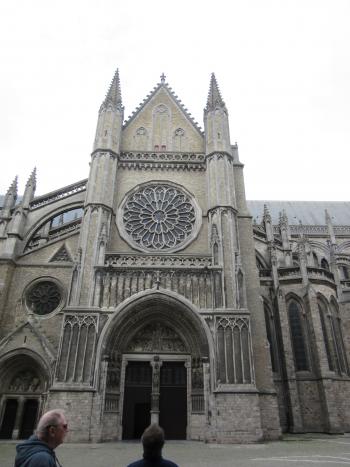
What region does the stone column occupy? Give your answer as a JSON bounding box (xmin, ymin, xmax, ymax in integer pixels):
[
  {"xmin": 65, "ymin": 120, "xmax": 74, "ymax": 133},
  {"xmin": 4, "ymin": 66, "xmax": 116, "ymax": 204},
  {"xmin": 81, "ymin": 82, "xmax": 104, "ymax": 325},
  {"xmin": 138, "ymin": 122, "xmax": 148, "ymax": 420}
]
[
  {"xmin": 150, "ymin": 357, "xmax": 162, "ymax": 425},
  {"xmin": 12, "ymin": 397, "xmax": 24, "ymax": 440}
]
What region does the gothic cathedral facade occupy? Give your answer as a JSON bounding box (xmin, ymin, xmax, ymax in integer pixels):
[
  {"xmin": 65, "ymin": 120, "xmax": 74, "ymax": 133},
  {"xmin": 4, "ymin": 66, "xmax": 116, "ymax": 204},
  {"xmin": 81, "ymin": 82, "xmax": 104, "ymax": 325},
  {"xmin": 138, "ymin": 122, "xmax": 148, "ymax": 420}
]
[{"xmin": 0, "ymin": 71, "xmax": 349, "ymax": 442}]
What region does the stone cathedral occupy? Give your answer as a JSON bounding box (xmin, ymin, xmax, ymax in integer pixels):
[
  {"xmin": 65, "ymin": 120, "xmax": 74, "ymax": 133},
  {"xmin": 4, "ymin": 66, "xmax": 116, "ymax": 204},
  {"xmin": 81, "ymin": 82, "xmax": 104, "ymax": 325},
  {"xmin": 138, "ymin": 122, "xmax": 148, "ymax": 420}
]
[{"xmin": 0, "ymin": 71, "xmax": 349, "ymax": 443}]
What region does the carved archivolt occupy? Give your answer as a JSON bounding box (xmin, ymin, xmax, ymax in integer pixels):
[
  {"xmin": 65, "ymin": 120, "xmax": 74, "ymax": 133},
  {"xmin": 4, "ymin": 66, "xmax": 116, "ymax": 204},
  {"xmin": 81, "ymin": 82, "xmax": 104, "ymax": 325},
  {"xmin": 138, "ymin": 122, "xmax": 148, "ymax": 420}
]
[{"xmin": 126, "ymin": 323, "xmax": 187, "ymax": 353}]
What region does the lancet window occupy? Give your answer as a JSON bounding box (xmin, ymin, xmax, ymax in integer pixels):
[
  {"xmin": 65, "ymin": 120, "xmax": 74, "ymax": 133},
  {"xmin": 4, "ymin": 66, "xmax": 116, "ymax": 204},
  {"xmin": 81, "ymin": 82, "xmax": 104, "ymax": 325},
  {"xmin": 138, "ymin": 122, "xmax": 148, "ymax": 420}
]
[
  {"xmin": 56, "ymin": 314, "xmax": 98, "ymax": 385},
  {"xmin": 318, "ymin": 299, "xmax": 336, "ymax": 372},
  {"xmin": 329, "ymin": 300, "xmax": 349, "ymax": 375},
  {"xmin": 263, "ymin": 302, "xmax": 279, "ymax": 373},
  {"xmin": 288, "ymin": 300, "xmax": 310, "ymax": 371},
  {"xmin": 216, "ymin": 317, "xmax": 253, "ymax": 384}
]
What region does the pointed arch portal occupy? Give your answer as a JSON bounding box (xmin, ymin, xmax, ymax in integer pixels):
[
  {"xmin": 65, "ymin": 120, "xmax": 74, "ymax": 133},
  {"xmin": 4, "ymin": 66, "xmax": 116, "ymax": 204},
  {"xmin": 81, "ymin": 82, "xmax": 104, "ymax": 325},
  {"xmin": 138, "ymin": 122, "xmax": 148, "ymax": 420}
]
[
  {"xmin": 100, "ymin": 291, "xmax": 210, "ymax": 440},
  {"xmin": 0, "ymin": 351, "xmax": 49, "ymax": 439}
]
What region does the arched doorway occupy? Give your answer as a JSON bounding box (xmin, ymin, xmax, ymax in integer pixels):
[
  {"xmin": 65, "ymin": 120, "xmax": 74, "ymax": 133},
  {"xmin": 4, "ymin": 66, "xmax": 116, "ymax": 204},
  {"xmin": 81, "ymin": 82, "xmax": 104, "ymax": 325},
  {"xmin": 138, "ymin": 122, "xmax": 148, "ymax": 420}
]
[
  {"xmin": 100, "ymin": 292, "xmax": 211, "ymax": 441},
  {"xmin": 0, "ymin": 353, "xmax": 49, "ymax": 439}
]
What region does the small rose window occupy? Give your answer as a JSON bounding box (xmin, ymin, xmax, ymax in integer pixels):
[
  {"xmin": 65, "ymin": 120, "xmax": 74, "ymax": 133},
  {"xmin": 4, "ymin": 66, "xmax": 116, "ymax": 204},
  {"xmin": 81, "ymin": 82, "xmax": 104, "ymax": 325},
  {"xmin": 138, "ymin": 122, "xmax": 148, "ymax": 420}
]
[{"xmin": 26, "ymin": 280, "xmax": 62, "ymax": 316}]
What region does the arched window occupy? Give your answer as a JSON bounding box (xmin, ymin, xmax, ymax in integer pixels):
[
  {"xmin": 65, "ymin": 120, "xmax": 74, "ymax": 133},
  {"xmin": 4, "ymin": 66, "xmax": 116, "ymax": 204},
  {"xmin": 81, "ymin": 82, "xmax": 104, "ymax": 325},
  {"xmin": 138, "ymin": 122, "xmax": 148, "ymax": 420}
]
[
  {"xmin": 317, "ymin": 299, "xmax": 336, "ymax": 371},
  {"xmin": 288, "ymin": 300, "xmax": 310, "ymax": 371},
  {"xmin": 256, "ymin": 256, "xmax": 265, "ymax": 270},
  {"xmin": 213, "ymin": 243, "xmax": 219, "ymax": 265},
  {"xmin": 321, "ymin": 258, "xmax": 329, "ymax": 271},
  {"xmin": 263, "ymin": 303, "xmax": 279, "ymax": 373},
  {"xmin": 329, "ymin": 300, "xmax": 349, "ymax": 375},
  {"xmin": 339, "ymin": 265, "xmax": 350, "ymax": 280}
]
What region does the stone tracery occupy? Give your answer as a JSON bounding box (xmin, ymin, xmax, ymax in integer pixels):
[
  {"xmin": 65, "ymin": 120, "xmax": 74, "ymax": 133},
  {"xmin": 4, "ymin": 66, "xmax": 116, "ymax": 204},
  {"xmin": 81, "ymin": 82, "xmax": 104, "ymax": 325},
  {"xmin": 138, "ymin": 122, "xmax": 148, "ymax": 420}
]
[{"xmin": 122, "ymin": 184, "xmax": 196, "ymax": 251}]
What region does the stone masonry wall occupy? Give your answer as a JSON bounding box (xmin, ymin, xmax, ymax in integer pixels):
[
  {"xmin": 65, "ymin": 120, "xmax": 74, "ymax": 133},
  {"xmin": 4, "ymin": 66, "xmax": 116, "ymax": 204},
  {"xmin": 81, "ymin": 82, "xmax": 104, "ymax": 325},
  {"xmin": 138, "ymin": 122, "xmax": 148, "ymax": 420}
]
[{"xmin": 207, "ymin": 392, "xmax": 263, "ymax": 443}]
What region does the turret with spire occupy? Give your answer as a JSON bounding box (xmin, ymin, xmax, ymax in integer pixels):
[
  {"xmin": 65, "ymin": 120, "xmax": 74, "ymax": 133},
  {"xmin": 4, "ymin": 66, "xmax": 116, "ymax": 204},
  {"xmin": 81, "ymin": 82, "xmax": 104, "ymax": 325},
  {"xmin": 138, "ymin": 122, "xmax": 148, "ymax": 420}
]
[
  {"xmin": 73, "ymin": 69, "xmax": 124, "ymax": 305},
  {"xmin": 93, "ymin": 68, "xmax": 124, "ymax": 154},
  {"xmin": 1, "ymin": 177, "xmax": 18, "ymax": 220},
  {"xmin": 263, "ymin": 204, "xmax": 273, "ymax": 242},
  {"xmin": 204, "ymin": 73, "xmax": 238, "ymax": 308},
  {"xmin": 0, "ymin": 177, "xmax": 18, "ymax": 238},
  {"xmin": 204, "ymin": 73, "xmax": 231, "ymax": 155},
  {"xmin": 21, "ymin": 168, "xmax": 36, "ymax": 209}
]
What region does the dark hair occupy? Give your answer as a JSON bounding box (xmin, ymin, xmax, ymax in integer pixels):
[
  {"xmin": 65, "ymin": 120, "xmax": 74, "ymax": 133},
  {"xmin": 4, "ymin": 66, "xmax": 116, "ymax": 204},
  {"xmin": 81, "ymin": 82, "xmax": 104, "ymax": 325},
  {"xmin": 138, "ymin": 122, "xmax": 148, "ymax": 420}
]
[{"xmin": 142, "ymin": 424, "xmax": 165, "ymax": 459}]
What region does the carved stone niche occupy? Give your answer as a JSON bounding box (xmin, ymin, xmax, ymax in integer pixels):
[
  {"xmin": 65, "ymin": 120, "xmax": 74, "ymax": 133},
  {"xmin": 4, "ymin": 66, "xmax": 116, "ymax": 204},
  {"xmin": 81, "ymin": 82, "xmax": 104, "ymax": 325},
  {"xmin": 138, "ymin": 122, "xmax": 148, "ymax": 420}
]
[
  {"xmin": 191, "ymin": 356, "xmax": 204, "ymax": 391},
  {"xmin": 8, "ymin": 370, "xmax": 42, "ymax": 393},
  {"xmin": 106, "ymin": 353, "xmax": 122, "ymax": 391},
  {"xmin": 126, "ymin": 323, "xmax": 187, "ymax": 353}
]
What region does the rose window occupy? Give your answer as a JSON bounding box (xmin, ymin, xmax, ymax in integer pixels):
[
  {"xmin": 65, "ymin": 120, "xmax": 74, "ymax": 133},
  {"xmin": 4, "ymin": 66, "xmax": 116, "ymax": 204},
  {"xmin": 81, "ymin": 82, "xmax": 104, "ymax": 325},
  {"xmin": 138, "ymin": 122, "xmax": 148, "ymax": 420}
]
[
  {"xmin": 26, "ymin": 281, "xmax": 62, "ymax": 315},
  {"xmin": 122, "ymin": 184, "xmax": 197, "ymax": 251}
]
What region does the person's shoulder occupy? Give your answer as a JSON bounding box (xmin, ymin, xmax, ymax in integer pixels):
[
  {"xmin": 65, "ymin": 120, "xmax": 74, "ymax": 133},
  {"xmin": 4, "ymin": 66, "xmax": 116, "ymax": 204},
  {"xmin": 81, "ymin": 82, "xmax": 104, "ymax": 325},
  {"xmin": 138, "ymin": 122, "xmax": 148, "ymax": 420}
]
[
  {"xmin": 162, "ymin": 460, "xmax": 179, "ymax": 467},
  {"xmin": 28, "ymin": 451, "xmax": 56, "ymax": 466},
  {"xmin": 126, "ymin": 460, "xmax": 144, "ymax": 467}
]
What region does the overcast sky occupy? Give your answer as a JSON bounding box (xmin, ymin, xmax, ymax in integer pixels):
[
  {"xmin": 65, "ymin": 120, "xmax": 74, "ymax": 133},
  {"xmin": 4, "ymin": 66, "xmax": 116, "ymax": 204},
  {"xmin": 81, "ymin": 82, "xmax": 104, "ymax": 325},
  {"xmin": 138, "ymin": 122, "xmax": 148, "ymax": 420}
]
[{"xmin": 1, "ymin": 1, "xmax": 349, "ymax": 201}]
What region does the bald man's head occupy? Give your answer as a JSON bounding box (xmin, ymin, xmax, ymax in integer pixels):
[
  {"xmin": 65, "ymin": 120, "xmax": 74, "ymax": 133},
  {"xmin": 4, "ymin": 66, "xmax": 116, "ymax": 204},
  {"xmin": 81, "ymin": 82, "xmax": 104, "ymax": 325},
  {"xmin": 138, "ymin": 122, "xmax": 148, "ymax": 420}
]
[{"xmin": 36, "ymin": 410, "xmax": 68, "ymax": 448}]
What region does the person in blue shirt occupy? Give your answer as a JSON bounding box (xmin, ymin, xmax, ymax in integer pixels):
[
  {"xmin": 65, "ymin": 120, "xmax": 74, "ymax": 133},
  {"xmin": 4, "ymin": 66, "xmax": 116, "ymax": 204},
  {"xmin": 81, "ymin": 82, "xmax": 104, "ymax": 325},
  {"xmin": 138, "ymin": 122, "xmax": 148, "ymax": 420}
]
[
  {"xmin": 127, "ymin": 424, "xmax": 179, "ymax": 467},
  {"xmin": 15, "ymin": 409, "xmax": 68, "ymax": 467}
]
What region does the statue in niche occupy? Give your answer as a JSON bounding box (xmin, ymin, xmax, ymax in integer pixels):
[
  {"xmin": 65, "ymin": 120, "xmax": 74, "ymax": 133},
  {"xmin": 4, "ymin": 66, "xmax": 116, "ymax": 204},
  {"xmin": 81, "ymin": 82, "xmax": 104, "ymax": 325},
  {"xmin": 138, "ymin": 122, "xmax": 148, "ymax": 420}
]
[
  {"xmin": 191, "ymin": 357, "xmax": 204, "ymax": 390},
  {"xmin": 106, "ymin": 353, "xmax": 121, "ymax": 390}
]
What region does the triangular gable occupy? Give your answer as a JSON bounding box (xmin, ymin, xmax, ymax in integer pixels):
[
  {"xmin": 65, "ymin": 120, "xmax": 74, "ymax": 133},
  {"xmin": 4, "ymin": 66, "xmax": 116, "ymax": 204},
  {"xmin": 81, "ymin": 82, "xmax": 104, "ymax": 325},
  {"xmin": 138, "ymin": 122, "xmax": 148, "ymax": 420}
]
[
  {"xmin": 122, "ymin": 78, "xmax": 204, "ymax": 153},
  {"xmin": 49, "ymin": 244, "xmax": 72, "ymax": 263},
  {"xmin": 0, "ymin": 321, "xmax": 56, "ymax": 364}
]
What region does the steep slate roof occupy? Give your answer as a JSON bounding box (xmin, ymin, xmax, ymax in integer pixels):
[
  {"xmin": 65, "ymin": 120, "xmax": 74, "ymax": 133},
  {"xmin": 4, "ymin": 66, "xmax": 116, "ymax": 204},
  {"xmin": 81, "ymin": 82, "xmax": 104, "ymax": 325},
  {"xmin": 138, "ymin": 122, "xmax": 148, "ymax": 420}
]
[
  {"xmin": 247, "ymin": 200, "xmax": 350, "ymax": 226},
  {"xmin": 122, "ymin": 74, "xmax": 204, "ymax": 135}
]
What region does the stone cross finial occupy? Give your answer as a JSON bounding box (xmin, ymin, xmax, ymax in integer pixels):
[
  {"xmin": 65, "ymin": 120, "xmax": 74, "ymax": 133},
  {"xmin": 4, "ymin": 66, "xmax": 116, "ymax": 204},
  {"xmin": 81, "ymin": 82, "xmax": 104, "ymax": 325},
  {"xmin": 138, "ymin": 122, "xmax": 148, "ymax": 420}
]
[{"xmin": 160, "ymin": 72, "xmax": 166, "ymax": 83}]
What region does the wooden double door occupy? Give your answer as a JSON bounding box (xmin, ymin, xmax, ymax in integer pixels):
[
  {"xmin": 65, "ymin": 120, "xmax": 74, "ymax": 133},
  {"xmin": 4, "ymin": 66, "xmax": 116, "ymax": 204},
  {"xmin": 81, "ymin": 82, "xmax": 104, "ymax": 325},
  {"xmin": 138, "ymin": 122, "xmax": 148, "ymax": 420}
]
[{"xmin": 122, "ymin": 360, "xmax": 187, "ymax": 440}]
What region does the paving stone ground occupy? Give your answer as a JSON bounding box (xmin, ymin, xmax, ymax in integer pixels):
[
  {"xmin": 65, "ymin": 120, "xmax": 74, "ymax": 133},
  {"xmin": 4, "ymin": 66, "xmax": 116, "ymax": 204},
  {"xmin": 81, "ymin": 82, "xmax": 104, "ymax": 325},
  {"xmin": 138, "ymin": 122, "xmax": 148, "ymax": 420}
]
[{"xmin": 1, "ymin": 434, "xmax": 350, "ymax": 467}]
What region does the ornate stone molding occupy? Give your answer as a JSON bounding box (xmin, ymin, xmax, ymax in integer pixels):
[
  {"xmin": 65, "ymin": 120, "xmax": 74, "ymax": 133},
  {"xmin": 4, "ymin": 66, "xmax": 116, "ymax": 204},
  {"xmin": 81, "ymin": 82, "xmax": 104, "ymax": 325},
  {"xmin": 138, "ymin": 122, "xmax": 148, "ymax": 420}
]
[
  {"xmin": 118, "ymin": 151, "xmax": 206, "ymax": 171},
  {"xmin": 94, "ymin": 268, "xmax": 223, "ymax": 309},
  {"xmin": 30, "ymin": 179, "xmax": 87, "ymax": 210},
  {"xmin": 104, "ymin": 254, "xmax": 212, "ymax": 268},
  {"xmin": 272, "ymin": 224, "xmax": 350, "ymax": 236}
]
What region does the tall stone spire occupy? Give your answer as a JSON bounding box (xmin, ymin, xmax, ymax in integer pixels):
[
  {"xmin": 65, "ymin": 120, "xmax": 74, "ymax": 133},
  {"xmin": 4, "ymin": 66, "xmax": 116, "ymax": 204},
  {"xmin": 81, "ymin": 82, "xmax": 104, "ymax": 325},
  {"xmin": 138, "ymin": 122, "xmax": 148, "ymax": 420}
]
[
  {"xmin": 22, "ymin": 168, "xmax": 36, "ymax": 208},
  {"xmin": 204, "ymin": 73, "xmax": 231, "ymax": 154},
  {"xmin": 94, "ymin": 69, "xmax": 124, "ymax": 153},
  {"xmin": 263, "ymin": 204, "xmax": 273, "ymax": 242},
  {"xmin": 205, "ymin": 73, "xmax": 227, "ymax": 113},
  {"xmin": 100, "ymin": 68, "xmax": 123, "ymax": 112},
  {"xmin": 325, "ymin": 209, "xmax": 336, "ymax": 245},
  {"xmin": 1, "ymin": 177, "xmax": 18, "ymax": 218}
]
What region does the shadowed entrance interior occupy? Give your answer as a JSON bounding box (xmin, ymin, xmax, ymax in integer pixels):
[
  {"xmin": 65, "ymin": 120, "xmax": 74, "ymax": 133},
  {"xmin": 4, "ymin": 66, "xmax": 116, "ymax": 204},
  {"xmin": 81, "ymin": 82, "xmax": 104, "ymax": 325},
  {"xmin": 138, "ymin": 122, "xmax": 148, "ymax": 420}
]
[
  {"xmin": 159, "ymin": 361, "xmax": 187, "ymax": 439},
  {"xmin": 122, "ymin": 362, "xmax": 152, "ymax": 439},
  {"xmin": 122, "ymin": 360, "xmax": 187, "ymax": 440}
]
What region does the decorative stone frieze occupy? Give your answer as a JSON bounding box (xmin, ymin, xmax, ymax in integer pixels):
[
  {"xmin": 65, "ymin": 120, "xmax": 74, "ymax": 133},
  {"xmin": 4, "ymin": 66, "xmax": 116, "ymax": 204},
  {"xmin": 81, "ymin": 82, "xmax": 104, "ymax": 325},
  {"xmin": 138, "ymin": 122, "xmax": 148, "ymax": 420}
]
[
  {"xmin": 94, "ymin": 268, "xmax": 223, "ymax": 309},
  {"xmin": 30, "ymin": 179, "xmax": 87, "ymax": 210},
  {"xmin": 104, "ymin": 253, "xmax": 212, "ymax": 268},
  {"xmin": 118, "ymin": 151, "xmax": 206, "ymax": 171}
]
